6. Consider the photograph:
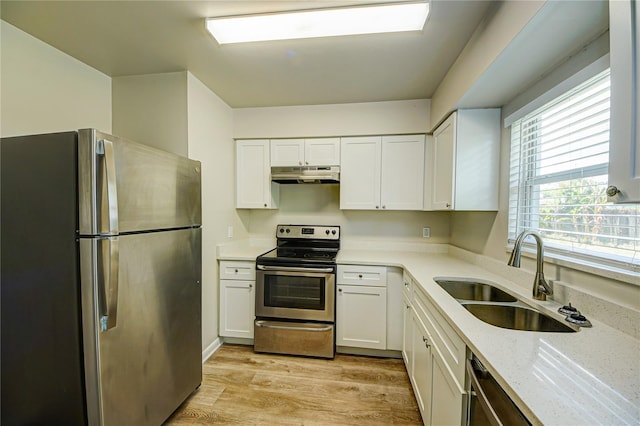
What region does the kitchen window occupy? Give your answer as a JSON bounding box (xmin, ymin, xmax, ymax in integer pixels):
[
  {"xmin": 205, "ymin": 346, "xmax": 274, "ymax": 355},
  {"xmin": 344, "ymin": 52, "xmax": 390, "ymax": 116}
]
[{"xmin": 508, "ymin": 69, "xmax": 639, "ymax": 271}]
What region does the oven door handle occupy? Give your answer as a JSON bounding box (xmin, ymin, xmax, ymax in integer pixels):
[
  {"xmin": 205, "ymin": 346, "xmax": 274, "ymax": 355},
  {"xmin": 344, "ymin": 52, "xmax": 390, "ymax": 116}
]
[
  {"xmin": 255, "ymin": 320, "xmax": 333, "ymax": 332},
  {"xmin": 256, "ymin": 265, "xmax": 334, "ymax": 273}
]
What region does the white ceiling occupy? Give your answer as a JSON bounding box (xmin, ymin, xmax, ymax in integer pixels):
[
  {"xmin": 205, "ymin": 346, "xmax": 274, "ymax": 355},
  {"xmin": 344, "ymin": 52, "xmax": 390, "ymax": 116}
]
[{"xmin": 0, "ymin": 0, "xmax": 494, "ymax": 108}]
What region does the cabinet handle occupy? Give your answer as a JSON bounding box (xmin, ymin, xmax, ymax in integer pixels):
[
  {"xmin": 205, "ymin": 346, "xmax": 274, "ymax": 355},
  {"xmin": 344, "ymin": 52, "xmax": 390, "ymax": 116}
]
[
  {"xmin": 404, "ymin": 282, "xmax": 408, "ymax": 287},
  {"xmin": 423, "ymin": 336, "xmax": 430, "ymax": 348},
  {"xmin": 446, "ymin": 203, "xmax": 451, "ymax": 208},
  {"xmin": 606, "ymin": 185, "xmax": 621, "ymax": 197},
  {"xmin": 405, "ymin": 304, "xmax": 411, "ymax": 310}
]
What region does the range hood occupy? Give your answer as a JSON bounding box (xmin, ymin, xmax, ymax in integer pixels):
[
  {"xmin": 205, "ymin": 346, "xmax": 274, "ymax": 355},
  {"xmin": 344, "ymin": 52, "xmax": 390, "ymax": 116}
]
[{"xmin": 271, "ymin": 166, "xmax": 340, "ymax": 184}]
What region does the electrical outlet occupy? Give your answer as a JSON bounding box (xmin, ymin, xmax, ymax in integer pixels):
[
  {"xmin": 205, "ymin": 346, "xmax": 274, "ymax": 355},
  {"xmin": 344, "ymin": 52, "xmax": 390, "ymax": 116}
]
[
  {"xmin": 227, "ymin": 226, "xmax": 234, "ymax": 238},
  {"xmin": 422, "ymin": 227, "xmax": 431, "ymax": 238}
]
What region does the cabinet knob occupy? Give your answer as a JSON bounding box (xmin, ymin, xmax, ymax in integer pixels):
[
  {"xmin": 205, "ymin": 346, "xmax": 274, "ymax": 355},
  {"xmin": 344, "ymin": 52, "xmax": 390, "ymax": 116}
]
[
  {"xmin": 358, "ymin": 274, "xmax": 363, "ymax": 279},
  {"xmin": 382, "ymin": 205, "xmax": 386, "ymax": 209},
  {"xmin": 305, "ymin": 161, "xmax": 309, "ymax": 165},
  {"xmin": 249, "ymin": 284, "xmax": 253, "ymax": 288},
  {"xmin": 234, "ymin": 269, "xmax": 238, "ymax": 273},
  {"xmin": 263, "ymin": 203, "xmax": 267, "ymax": 208},
  {"xmin": 338, "ymin": 288, "xmax": 342, "ymax": 293},
  {"xmin": 606, "ymin": 185, "xmax": 621, "ymax": 197},
  {"xmin": 376, "ymin": 206, "xmax": 379, "ymax": 209},
  {"xmin": 446, "ymin": 203, "xmax": 451, "ymax": 208}
]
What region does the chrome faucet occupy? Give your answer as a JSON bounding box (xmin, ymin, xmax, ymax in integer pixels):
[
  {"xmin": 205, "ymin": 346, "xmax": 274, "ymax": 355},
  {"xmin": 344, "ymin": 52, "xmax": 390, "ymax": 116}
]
[{"xmin": 508, "ymin": 230, "xmax": 553, "ymax": 301}]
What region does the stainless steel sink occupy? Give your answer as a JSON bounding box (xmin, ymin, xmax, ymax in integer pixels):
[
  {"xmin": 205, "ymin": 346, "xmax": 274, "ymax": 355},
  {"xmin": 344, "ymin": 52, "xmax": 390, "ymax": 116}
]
[
  {"xmin": 435, "ymin": 280, "xmax": 518, "ymax": 302},
  {"xmin": 462, "ymin": 303, "xmax": 576, "ymax": 333}
]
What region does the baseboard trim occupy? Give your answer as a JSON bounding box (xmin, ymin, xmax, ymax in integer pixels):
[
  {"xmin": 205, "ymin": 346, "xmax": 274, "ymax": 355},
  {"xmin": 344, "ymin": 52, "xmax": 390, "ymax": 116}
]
[{"xmin": 202, "ymin": 337, "xmax": 223, "ymax": 363}]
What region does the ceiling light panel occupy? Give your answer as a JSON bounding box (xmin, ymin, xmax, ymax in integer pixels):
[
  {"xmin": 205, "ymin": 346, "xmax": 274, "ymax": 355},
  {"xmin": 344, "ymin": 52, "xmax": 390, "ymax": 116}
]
[{"xmin": 206, "ymin": 2, "xmax": 430, "ymax": 45}]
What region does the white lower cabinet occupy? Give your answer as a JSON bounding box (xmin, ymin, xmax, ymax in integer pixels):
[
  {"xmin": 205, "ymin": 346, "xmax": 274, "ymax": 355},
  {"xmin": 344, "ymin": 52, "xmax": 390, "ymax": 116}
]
[
  {"xmin": 220, "ymin": 280, "xmax": 255, "ymax": 338},
  {"xmin": 336, "ymin": 264, "xmax": 391, "ymax": 350},
  {"xmin": 404, "ymin": 277, "xmax": 466, "ymax": 426},
  {"xmin": 411, "ymin": 312, "xmax": 433, "ymax": 417},
  {"xmin": 219, "ymin": 261, "xmax": 256, "ymax": 339},
  {"xmin": 336, "ymin": 284, "xmax": 387, "ymax": 349}
]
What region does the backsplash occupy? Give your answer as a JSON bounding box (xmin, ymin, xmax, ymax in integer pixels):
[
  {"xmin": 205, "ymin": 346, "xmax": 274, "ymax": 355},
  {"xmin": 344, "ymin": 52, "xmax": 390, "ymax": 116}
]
[{"xmin": 246, "ymin": 184, "xmax": 451, "ymax": 242}]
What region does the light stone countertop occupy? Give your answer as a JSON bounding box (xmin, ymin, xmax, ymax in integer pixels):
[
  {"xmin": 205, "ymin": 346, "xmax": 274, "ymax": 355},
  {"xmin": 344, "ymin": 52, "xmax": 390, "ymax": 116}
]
[{"xmin": 217, "ymin": 240, "xmax": 640, "ymax": 425}]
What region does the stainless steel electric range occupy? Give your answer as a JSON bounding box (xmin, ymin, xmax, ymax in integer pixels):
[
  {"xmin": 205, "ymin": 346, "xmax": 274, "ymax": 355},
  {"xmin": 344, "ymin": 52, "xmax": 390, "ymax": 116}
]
[{"xmin": 254, "ymin": 224, "xmax": 340, "ymax": 359}]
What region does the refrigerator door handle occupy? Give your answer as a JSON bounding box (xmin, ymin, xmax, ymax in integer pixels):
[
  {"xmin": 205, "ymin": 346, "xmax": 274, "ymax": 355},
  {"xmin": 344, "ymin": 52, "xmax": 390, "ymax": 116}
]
[
  {"xmin": 97, "ymin": 138, "xmax": 119, "ymax": 235},
  {"xmin": 99, "ymin": 237, "xmax": 120, "ymax": 331}
]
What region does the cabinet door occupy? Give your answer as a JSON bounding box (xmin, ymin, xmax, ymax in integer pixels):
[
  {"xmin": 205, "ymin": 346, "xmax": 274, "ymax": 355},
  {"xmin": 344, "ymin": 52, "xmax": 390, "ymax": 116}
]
[
  {"xmin": 236, "ymin": 140, "xmax": 278, "ymax": 209},
  {"xmin": 336, "ymin": 285, "xmax": 387, "ymax": 349},
  {"xmin": 270, "ymin": 139, "xmax": 305, "ymax": 166},
  {"xmin": 219, "ymin": 280, "xmax": 255, "ymax": 338},
  {"xmin": 431, "ymin": 349, "xmax": 464, "ymax": 426},
  {"xmin": 305, "ymin": 138, "xmax": 340, "ymax": 166},
  {"xmin": 608, "ymin": 0, "xmax": 640, "ymax": 202},
  {"xmin": 381, "ymin": 135, "xmax": 425, "ymax": 210},
  {"xmin": 411, "ymin": 312, "xmax": 433, "ymax": 421},
  {"xmin": 431, "ymin": 114, "xmax": 455, "ymax": 210},
  {"xmin": 402, "ymin": 297, "xmax": 413, "ymax": 368},
  {"xmin": 340, "ymin": 136, "xmax": 382, "ymax": 210}
]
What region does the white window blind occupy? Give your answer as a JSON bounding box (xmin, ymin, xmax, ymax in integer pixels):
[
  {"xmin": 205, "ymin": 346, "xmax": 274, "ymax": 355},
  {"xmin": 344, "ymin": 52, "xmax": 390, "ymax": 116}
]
[{"xmin": 509, "ymin": 69, "xmax": 639, "ymax": 270}]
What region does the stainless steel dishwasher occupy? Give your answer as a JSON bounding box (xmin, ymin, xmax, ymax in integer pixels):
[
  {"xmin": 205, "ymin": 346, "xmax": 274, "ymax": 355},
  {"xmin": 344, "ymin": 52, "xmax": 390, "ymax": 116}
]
[{"xmin": 467, "ymin": 355, "xmax": 531, "ymax": 426}]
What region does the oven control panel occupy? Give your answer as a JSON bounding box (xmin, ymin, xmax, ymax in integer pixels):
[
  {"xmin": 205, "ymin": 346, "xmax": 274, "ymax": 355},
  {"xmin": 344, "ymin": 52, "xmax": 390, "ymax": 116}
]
[{"xmin": 276, "ymin": 225, "xmax": 340, "ymax": 240}]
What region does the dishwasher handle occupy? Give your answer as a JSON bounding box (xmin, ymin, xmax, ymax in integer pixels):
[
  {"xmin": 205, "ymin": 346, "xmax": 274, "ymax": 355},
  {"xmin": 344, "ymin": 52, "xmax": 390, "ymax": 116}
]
[{"xmin": 467, "ymin": 358, "xmax": 503, "ymax": 426}]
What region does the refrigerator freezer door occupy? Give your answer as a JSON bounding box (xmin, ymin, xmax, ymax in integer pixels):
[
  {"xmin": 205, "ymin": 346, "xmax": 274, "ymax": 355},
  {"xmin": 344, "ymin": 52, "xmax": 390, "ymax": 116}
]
[
  {"xmin": 77, "ymin": 129, "xmax": 202, "ymax": 236},
  {"xmin": 80, "ymin": 228, "xmax": 202, "ymax": 426}
]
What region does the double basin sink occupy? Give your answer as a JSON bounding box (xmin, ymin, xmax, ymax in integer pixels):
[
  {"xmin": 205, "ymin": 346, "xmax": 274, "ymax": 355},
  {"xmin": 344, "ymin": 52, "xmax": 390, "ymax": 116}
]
[{"xmin": 435, "ymin": 279, "xmax": 576, "ymax": 333}]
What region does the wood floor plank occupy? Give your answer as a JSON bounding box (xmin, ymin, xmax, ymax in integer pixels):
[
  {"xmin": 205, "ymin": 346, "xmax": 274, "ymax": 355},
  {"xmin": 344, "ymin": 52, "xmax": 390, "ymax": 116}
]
[{"xmin": 164, "ymin": 344, "xmax": 422, "ymax": 425}]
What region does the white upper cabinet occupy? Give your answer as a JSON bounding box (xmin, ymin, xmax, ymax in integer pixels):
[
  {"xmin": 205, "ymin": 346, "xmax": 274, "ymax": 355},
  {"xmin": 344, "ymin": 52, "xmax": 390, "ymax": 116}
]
[
  {"xmin": 236, "ymin": 139, "xmax": 279, "ymax": 209},
  {"xmin": 381, "ymin": 135, "xmax": 426, "ymax": 210},
  {"xmin": 270, "ymin": 138, "xmax": 340, "ymax": 167},
  {"xmin": 340, "ymin": 136, "xmax": 382, "ymax": 209},
  {"xmin": 608, "ymin": 0, "xmax": 640, "ymax": 203},
  {"xmin": 426, "ymin": 109, "xmax": 500, "ymax": 211},
  {"xmin": 341, "ymin": 135, "xmax": 425, "ymax": 210},
  {"xmin": 270, "ymin": 139, "xmax": 304, "ymax": 166}
]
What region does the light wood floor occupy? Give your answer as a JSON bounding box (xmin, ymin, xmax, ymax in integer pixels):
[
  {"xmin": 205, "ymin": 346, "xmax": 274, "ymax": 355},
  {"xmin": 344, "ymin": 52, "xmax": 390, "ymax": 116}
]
[{"xmin": 165, "ymin": 344, "xmax": 423, "ymax": 425}]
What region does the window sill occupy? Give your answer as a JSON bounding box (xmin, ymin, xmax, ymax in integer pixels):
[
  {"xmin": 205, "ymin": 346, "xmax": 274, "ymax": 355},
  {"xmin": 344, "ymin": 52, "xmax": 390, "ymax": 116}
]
[{"xmin": 505, "ymin": 244, "xmax": 640, "ymax": 285}]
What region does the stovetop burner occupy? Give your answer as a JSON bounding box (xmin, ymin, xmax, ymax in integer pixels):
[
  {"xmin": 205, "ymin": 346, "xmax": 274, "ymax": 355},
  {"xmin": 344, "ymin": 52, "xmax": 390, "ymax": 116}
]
[{"xmin": 256, "ymin": 225, "xmax": 340, "ymax": 267}]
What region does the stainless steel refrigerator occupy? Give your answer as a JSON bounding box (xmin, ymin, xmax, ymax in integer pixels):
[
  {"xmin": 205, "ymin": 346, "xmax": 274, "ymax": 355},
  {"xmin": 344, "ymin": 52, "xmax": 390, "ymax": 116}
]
[{"xmin": 1, "ymin": 129, "xmax": 202, "ymax": 425}]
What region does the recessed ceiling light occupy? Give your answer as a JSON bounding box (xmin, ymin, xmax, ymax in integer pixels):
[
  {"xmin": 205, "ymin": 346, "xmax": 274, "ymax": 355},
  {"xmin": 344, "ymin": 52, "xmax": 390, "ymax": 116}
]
[{"xmin": 205, "ymin": 1, "xmax": 430, "ymax": 45}]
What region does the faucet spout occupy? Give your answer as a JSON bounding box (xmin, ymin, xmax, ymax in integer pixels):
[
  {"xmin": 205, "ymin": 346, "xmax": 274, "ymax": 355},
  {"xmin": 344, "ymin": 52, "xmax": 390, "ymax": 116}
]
[{"xmin": 508, "ymin": 230, "xmax": 553, "ymax": 301}]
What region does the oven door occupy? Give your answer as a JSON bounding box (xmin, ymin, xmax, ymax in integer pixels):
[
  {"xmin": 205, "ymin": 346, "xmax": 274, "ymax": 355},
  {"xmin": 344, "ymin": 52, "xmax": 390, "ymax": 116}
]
[{"xmin": 256, "ymin": 265, "xmax": 335, "ymax": 322}]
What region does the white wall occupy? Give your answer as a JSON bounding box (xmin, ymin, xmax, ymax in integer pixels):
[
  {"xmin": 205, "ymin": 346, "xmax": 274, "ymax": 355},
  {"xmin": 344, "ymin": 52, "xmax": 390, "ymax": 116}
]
[
  {"xmin": 234, "ymin": 99, "xmax": 431, "ymax": 138},
  {"xmin": 429, "ymin": 2, "xmax": 543, "ymax": 128},
  {"xmin": 112, "ymin": 72, "xmax": 188, "ymax": 156},
  {"xmin": 186, "ymin": 72, "xmax": 249, "ymax": 353},
  {"xmin": 0, "ymin": 21, "xmax": 111, "ymax": 136},
  {"xmin": 248, "ymin": 184, "xmax": 450, "ymax": 244}
]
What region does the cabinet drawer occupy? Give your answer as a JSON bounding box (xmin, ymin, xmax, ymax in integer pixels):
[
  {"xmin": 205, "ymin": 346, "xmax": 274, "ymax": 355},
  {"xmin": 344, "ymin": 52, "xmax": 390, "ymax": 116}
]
[
  {"xmin": 337, "ymin": 265, "xmax": 387, "ymax": 286},
  {"xmin": 413, "ymin": 285, "xmax": 466, "ymax": 386},
  {"xmin": 219, "ymin": 261, "xmax": 256, "ymax": 280}
]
